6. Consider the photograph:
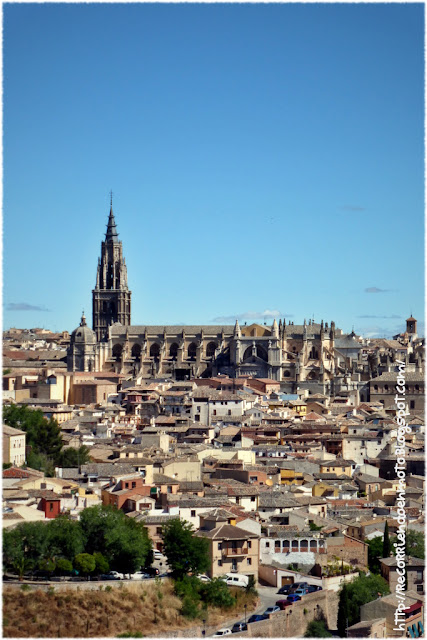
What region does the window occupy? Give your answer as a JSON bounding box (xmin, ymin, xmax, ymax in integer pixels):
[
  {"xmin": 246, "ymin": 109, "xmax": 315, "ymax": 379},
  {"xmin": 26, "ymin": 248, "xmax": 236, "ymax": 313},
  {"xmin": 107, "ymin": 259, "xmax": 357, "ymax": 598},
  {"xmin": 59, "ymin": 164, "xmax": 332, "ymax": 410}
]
[
  {"xmin": 228, "ymin": 410, "xmax": 231, "ymax": 415},
  {"xmin": 167, "ymin": 486, "xmax": 172, "ymax": 493},
  {"xmin": 247, "ymin": 558, "xmax": 252, "ymax": 565},
  {"xmin": 417, "ymin": 584, "xmax": 423, "ymax": 592},
  {"xmin": 248, "ymin": 541, "xmax": 251, "ymax": 549},
  {"xmin": 417, "ymin": 571, "xmax": 423, "ymax": 581},
  {"xmin": 156, "ymin": 527, "xmax": 162, "ymax": 535},
  {"xmin": 195, "ymin": 415, "xmax": 200, "ymax": 422},
  {"xmin": 410, "ymin": 401, "xmax": 415, "ymax": 409},
  {"xmin": 265, "ymin": 541, "xmax": 270, "ymax": 548},
  {"xmin": 49, "ymin": 503, "xmax": 54, "ymax": 512},
  {"xmin": 191, "ymin": 510, "xmax": 196, "ymax": 518},
  {"xmin": 231, "ymin": 560, "xmax": 237, "ymax": 571},
  {"xmin": 132, "ymin": 482, "xmax": 136, "ymax": 488},
  {"xmin": 218, "ymin": 559, "xmax": 223, "ymax": 566},
  {"xmin": 218, "ymin": 542, "xmax": 222, "ymax": 550},
  {"xmin": 251, "ymin": 497, "xmax": 256, "ymax": 502}
]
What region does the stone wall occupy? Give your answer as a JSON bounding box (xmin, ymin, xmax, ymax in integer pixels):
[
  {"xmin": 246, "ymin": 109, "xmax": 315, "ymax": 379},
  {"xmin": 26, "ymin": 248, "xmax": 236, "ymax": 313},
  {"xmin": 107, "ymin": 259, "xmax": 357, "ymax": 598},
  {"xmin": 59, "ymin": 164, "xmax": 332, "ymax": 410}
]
[{"xmin": 233, "ymin": 590, "xmax": 339, "ymax": 637}]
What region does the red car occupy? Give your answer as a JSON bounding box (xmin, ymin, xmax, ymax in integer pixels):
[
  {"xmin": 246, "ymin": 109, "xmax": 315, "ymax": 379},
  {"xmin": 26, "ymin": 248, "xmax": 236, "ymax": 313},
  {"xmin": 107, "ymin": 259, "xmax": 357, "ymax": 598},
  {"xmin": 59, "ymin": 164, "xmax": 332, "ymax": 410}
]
[{"xmin": 276, "ymin": 599, "xmax": 292, "ymax": 610}]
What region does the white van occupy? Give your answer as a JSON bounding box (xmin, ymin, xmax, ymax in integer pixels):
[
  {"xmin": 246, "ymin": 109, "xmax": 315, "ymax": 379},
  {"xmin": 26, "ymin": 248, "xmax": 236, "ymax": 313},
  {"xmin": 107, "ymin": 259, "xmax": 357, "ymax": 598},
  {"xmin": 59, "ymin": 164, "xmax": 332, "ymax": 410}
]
[{"xmin": 224, "ymin": 573, "xmax": 249, "ymax": 588}]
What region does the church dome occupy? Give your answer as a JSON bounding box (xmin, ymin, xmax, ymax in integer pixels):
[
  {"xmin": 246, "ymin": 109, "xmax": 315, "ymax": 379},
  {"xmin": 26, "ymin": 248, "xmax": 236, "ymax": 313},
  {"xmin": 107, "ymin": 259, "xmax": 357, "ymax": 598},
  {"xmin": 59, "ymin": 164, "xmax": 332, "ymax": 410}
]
[{"xmin": 71, "ymin": 312, "xmax": 96, "ymax": 344}]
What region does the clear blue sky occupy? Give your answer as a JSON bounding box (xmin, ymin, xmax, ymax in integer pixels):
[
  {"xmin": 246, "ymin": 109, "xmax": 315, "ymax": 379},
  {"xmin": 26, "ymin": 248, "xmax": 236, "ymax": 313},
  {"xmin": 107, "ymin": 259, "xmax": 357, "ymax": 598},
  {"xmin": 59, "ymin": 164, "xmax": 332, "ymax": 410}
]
[{"xmin": 3, "ymin": 3, "xmax": 424, "ymax": 338}]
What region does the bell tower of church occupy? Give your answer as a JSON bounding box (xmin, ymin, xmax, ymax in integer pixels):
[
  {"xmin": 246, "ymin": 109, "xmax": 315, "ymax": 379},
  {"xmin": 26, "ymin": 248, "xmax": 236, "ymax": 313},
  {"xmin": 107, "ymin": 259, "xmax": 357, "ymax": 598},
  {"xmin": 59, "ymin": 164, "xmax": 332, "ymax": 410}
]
[{"xmin": 92, "ymin": 198, "xmax": 131, "ymax": 341}]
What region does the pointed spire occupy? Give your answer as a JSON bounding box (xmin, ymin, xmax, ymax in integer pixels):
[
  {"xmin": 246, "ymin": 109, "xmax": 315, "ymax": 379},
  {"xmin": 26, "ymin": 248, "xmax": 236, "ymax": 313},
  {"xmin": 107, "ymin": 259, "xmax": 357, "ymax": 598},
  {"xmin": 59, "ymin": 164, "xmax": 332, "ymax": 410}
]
[
  {"xmin": 105, "ymin": 194, "xmax": 119, "ymax": 243},
  {"xmin": 272, "ymin": 318, "xmax": 279, "ymax": 338},
  {"xmin": 234, "ymin": 319, "xmax": 241, "ymax": 338}
]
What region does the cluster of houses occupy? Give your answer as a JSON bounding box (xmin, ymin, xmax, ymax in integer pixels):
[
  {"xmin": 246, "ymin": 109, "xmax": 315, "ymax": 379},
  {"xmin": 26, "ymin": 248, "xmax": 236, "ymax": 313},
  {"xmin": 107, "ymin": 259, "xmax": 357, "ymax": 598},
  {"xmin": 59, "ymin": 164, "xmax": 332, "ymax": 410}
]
[{"xmin": 2, "ymin": 326, "xmax": 425, "ymax": 637}]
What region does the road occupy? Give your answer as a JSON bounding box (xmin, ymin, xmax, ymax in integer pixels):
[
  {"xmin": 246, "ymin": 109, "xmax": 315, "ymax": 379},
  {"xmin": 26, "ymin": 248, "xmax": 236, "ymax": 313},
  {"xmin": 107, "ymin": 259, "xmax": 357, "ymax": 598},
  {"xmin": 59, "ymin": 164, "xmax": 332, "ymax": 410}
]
[{"xmin": 208, "ymin": 584, "xmax": 281, "ymax": 636}]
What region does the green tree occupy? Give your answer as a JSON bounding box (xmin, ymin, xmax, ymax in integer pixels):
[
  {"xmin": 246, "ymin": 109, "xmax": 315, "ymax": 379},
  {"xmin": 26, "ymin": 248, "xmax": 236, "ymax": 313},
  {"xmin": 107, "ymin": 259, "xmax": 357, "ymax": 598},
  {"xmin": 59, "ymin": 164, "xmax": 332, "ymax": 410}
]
[
  {"xmin": 338, "ymin": 573, "xmax": 390, "ymax": 630},
  {"xmin": 55, "ymin": 557, "xmax": 73, "ymax": 576},
  {"xmin": 79, "ymin": 505, "xmax": 151, "ymax": 573},
  {"xmin": 367, "ymin": 536, "xmax": 384, "ymax": 574},
  {"xmin": 162, "ymin": 519, "xmax": 210, "ymax": 579},
  {"xmin": 3, "ymin": 522, "xmax": 49, "ymax": 571},
  {"xmin": 382, "ymin": 521, "xmax": 391, "ymax": 559},
  {"xmin": 93, "ymin": 552, "xmax": 109, "ymax": 575},
  {"xmin": 46, "ymin": 515, "xmax": 85, "ymax": 561},
  {"xmin": 200, "ymin": 577, "xmax": 235, "ymax": 608},
  {"xmin": 58, "ymin": 446, "xmax": 91, "ymax": 468},
  {"xmin": 3, "ymin": 404, "xmax": 63, "ymax": 461},
  {"xmin": 405, "ymin": 530, "xmax": 425, "ymax": 559},
  {"xmin": 304, "ymin": 620, "xmax": 332, "ymax": 638},
  {"xmin": 74, "ymin": 553, "xmax": 96, "ymax": 578},
  {"xmin": 337, "ymin": 583, "xmax": 350, "ymax": 637}
]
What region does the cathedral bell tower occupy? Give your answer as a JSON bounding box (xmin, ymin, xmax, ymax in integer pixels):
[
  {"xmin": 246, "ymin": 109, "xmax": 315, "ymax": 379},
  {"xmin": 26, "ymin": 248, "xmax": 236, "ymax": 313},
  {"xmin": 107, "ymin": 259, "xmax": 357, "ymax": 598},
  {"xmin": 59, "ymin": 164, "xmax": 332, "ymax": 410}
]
[{"xmin": 92, "ymin": 198, "xmax": 131, "ymax": 341}]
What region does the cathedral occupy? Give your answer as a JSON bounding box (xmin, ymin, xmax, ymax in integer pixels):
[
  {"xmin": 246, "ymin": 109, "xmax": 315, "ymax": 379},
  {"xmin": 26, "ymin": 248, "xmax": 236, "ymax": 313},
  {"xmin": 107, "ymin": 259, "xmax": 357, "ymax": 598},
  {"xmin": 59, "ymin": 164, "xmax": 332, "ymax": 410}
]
[{"xmin": 67, "ymin": 204, "xmax": 362, "ymax": 392}]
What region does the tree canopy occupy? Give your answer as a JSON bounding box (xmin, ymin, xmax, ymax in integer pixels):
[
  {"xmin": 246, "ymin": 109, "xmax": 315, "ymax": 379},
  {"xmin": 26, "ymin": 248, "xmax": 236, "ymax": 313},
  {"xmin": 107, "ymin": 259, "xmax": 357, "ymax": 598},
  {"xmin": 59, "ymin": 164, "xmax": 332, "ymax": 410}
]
[
  {"xmin": 3, "ymin": 505, "xmax": 151, "ymax": 577},
  {"xmin": 162, "ymin": 519, "xmax": 210, "ymax": 579},
  {"xmin": 337, "ymin": 573, "xmax": 390, "ymax": 631}
]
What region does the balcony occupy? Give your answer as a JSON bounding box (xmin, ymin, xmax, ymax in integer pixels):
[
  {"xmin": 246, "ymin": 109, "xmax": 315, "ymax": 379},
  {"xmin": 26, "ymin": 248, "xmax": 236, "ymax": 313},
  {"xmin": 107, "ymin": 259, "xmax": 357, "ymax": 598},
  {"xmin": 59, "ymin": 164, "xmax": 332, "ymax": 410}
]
[{"xmin": 222, "ymin": 546, "xmax": 248, "ymax": 557}]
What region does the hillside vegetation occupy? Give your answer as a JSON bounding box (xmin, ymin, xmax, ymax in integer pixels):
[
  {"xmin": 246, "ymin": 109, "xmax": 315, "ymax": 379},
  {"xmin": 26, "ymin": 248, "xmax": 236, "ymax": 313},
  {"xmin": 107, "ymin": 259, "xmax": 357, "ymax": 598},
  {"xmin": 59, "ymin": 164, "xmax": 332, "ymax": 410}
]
[{"xmin": 3, "ymin": 580, "xmax": 257, "ymax": 638}]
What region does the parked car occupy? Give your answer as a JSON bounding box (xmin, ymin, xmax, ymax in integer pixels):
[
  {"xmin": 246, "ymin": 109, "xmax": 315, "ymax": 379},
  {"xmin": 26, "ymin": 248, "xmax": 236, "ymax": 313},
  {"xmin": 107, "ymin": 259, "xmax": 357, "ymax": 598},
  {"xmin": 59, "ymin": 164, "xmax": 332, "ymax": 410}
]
[
  {"xmin": 213, "ymin": 628, "xmax": 231, "ymax": 636},
  {"xmin": 130, "ymin": 571, "xmax": 151, "ymax": 580},
  {"xmin": 231, "ymin": 622, "xmax": 248, "ymax": 633},
  {"xmin": 153, "ymin": 551, "xmax": 164, "ymax": 560},
  {"xmin": 101, "ymin": 571, "xmax": 124, "ymax": 580},
  {"xmin": 307, "ymin": 585, "xmax": 322, "ymax": 593},
  {"xmin": 197, "ymin": 574, "xmax": 211, "ymax": 582},
  {"xmin": 277, "ymin": 584, "xmax": 292, "ymax": 595},
  {"xmin": 144, "ymin": 567, "xmax": 160, "ymax": 577},
  {"xmin": 223, "ymin": 573, "xmax": 249, "ymax": 588},
  {"xmin": 276, "ymin": 599, "xmax": 292, "ymax": 610},
  {"xmin": 263, "ymin": 605, "xmax": 280, "ymax": 615},
  {"xmin": 286, "ymin": 594, "xmax": 301, "ymax": 603},
  {"xmin": 293, "ymin": 588, "xmax": 308, "ymax": 596},
  {"xmin": 289, "ymin": 582, "xmax": 309, "ymax": 593},
  {"xmin": 247, "ymin": 614, "xmax": 268, "ymax": 624}
]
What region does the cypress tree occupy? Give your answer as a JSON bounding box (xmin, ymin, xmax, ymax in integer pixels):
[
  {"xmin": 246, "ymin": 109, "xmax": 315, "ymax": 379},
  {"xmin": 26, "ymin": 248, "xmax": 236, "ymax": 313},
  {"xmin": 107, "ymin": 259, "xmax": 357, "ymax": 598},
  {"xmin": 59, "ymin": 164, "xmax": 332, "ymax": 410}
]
[
  {"xmin": 337, "ymin": 583, "xmax": 350, "ymax": 637},
  {"xmin": 383, "ymin": 520, "xmax": 391, "ymax": 559}
]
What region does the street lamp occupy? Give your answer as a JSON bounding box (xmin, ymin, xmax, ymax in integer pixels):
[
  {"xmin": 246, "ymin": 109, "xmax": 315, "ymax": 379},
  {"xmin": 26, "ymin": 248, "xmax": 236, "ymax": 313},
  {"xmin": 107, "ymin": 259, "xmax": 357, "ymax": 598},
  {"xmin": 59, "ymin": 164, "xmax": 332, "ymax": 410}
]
[
  {"xmin": 202, "ymin": 619, "xmax": 206, "ymax": 637},
  {"xmin": 244, "ymin": 604, "xmax": 247, "ymax": 625}
]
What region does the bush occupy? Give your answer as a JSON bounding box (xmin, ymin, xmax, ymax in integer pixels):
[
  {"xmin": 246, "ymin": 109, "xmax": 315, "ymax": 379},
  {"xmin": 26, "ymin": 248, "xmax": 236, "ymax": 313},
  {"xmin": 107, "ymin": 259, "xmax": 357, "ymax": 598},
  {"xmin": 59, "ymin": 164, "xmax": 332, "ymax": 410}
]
[
  {"xmin": 181, "ymin": 595, "xmax": 201, "ymax": 619},
  {"xmin": 200, "ymin": 578, "xmax": 234, "ymax": 609}
]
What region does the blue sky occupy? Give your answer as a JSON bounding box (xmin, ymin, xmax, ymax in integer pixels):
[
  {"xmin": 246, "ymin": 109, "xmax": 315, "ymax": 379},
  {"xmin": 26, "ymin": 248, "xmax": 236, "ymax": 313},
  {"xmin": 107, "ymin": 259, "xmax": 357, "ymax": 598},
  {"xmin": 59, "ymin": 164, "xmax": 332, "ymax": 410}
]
[{"xmin": 3, "ymin": 3, "xmax": 424, "ymax": 338}]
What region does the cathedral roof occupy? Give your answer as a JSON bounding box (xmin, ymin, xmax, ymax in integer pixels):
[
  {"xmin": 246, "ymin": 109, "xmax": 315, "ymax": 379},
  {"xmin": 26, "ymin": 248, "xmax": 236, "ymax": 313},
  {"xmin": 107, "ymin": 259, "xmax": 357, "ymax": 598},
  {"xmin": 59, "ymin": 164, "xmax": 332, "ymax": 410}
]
[
  {"xmin": 71, "ymin": 313, "xmax": 96, "ymax": 344},
  {"xmin": 110, "ymin": 325, "xmax": 235, "ymax": 336}
]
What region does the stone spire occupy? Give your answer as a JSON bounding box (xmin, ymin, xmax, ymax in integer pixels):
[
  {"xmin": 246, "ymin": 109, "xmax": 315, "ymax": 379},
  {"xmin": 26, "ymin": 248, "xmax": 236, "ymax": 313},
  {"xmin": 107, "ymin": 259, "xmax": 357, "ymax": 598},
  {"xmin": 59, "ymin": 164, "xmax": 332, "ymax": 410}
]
[
  {"xmin": 105, "ymin": 203, "xmax": 119, "ymax": 244},
  {"xmin": 234, "ymin": 319, "xmax": 241, "ymax": 338},
  {"xmin": 272, "ymin": 318, "xmax": 279, "ymax": 338}
]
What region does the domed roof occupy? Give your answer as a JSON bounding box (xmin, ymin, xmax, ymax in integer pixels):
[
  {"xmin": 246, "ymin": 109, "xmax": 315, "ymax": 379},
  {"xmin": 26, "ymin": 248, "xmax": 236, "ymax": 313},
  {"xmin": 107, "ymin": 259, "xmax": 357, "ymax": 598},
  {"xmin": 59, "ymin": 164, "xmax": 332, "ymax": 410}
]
[{"xmin": 72, "ymin": 312, "xmax": 96, "ymax": 344}]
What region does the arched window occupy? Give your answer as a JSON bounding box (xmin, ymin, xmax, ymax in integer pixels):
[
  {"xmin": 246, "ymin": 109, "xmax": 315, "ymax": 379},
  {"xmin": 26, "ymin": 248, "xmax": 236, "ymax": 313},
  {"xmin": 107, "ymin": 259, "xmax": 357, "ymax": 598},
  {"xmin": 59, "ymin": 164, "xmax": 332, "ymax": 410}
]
[
  {"xmin": 284, "ymin": 370, "xmax": 290, "ymax": 378},
  {"xmin": 206, "ymin": 342, "xmax": 217, "ymax": 358},
  {"xmin": 112, "ymin": 344, "xmax": 122, "ymax": 361},
  {"xmin": 291, "ymin": 540, "xmax": 299, "ymax": 550},
  {"xmin": 188, "ymin": 343, "xmax": 197, "ymax": 360},
  {"xmin": 309, "ymin": 347, "xmax": 319, "ymax": 359},
  {"xmin": 150, "ymin": 343, "xmax": 160, "ymax": 361},
  {"xmin": 131, "ymin": 344, "xmax": 141, "ymax": 359},
  {"xmin": 169, "ymin": 343, "xmax": 179, "ymax": 360},
  {"xmin": 310, "ymin": 540, "xmax": 318, "ymax": 551}
]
